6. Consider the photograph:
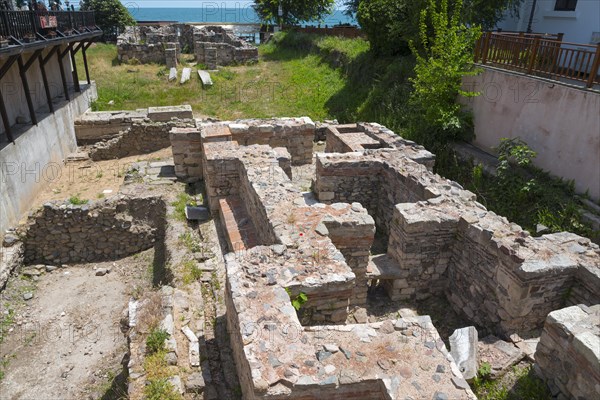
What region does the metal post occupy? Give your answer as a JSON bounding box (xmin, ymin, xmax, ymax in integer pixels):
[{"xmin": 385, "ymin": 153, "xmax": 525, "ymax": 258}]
[
  {"xmin": 57, "ymin": 45, "xmax": 70, "ymax": 100},
  {"xmin": 526, "ymin": 0, "xmax": 538, "ymax": 34},
  {"xmin": 0, "ymin": 89, "xmax": 13, "ymax": 143},
  {"xmin": 38, "ymin": 51, "xmax": 53, "ymax": 112},
  {"xmin": 82, "ymin": 41, "xmax": 91, "ymax": 84},
  {"xmin": 70, "ymin": 42, "xmax": 81, "ymax": 92},
  {"xmin": 17, "ymin": 54, "xmax": 37, "ymax": 125}
]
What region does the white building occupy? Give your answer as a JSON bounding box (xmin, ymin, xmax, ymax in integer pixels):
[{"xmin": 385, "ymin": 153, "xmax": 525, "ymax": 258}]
[{"xmin": 497, "ymin": 0, "xmax": 600, "ymax": 45}]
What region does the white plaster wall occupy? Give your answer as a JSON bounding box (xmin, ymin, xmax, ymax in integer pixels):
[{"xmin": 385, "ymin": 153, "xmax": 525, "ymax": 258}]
[
  {"xmin": 497, "ymin": 0, "xmax": 600, "ymax": 45},
  {"xmin": 0, "ymin": 84, "xmax": 96, "ymax": 236},
  {"xmin": 462, "ymin": 67, "xmax": 600, "ymax": 200},
  {"xmin": 1, "ymin": 45, "xmax": 76, "ymax": 130}
]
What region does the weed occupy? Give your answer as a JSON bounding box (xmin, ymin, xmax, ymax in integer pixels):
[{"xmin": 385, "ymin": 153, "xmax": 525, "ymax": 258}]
[
  {"xmin": 179, "ymin": 231, "xmax": 202, "ymax": 253},
  {"xmin": 285, "ymin": 288, "xmax": 308, "ymax": 311},
  {"xmin": 68, "ymin": 195, "xmax": 88, "ymax": 205},
  {"xmin": 146, "ymin": 328, "xmax": 170, "ymax": 354},
  {"xmin": 211, "ymin": 271, "xmax": 221, "ymax": 291},
  {"xmin": 182, "ymin": 259, "xmax": 202, "ymax": 285},
  {"xmin": 0, "ymin": 308, "xmax": 15, "ymax": 345},
  {"xmin": 171, "ymin": 193, "xmax": 200, "ymax": 221},
  {"xmin": 144, "ymin": 378, "xmax": 182, "ymax": 400},
  {"xmin": 97, "ymin": 193, "xmax": 105, "ymax": 199}
]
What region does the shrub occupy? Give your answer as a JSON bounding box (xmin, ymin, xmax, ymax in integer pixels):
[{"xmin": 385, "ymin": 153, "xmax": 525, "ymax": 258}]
[
  {"xmin": 146, "ymin": 328, "xmax": 169, "ymax": 354},
  {"xmin": 407, "ymin": 0, "xmax": 481, "ymax": 146}
]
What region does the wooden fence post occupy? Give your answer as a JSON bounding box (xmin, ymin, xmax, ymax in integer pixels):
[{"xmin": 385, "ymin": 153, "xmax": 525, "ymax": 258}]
[
  {"xmin": 481, "ymin": 32, "xmax": 491, "ymax": 64},
  {"xmin": 527, "ymin": 37, "xmax": 540, "ymax": 74},
  {"xmin": 587, "ymin": 43, "xmax": 600, "ymax": 88}
]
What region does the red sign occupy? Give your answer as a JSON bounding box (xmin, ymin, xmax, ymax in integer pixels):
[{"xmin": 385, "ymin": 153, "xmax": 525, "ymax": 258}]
[{"xmin": 39, "ymin": 16, "xmax": 58, "ymax": 29}]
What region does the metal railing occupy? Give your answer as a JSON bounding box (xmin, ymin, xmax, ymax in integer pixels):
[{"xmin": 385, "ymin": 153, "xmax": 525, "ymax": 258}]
[
  {"xmin": 475, "ymin": 32, "xmax": 600, "ymax": 88},
  {"xmin": 0, "ymin": 10, "xmax": 97, "ymax": 42}
]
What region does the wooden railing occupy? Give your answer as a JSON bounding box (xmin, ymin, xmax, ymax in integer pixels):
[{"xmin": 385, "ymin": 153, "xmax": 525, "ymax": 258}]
[
  {"xmin": 0, "ymin": 10, "xmax": 97, "ymax": 43},
  {"xmin": 475, "ymin": 32, "xmax": 600, "ymax": 88}
]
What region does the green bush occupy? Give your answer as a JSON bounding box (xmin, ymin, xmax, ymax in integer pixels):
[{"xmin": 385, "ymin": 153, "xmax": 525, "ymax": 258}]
[
  {"xmin": 357, "ymin": 0, "xmax": 425, "ymax": 56},
  {"xmin": 144, "ymin": 379, "xmax": 182, "ymax": 400},
  {"xmin": 407, "ymin": 0, "xmax": 481, "ymax": 146},
  {"xmin": 146, "ymin": 329, "xmax": 170, "ymax": 354}
]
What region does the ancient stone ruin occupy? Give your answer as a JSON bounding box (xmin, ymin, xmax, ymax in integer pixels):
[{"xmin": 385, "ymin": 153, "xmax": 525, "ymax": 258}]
[
  {"xmin": 117, "ymin": 24, "xmax": 258, "ymax": 69},
  {"xmin": 1, "ymin": 115, "xmax": 598, "ymax": 399},
  {"xmin": 168, "ymin": 117, "xmax": 599, "ymax": 399}
]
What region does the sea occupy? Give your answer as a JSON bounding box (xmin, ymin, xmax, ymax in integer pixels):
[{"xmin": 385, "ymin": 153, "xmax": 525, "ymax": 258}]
[{"xmin": 128, "ymin": 7, "xmax": 356, "ymax": 27}]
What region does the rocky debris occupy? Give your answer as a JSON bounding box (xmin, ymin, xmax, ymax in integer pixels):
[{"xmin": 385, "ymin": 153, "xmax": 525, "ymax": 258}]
[
  {"xmin": 2, "ymin": 233, "xmax": 19, "ymax": 247},
  {"xmin": 478, "ymin": 335, "xmax": 525, "ymax": 379},
  {"xmin": 449, "ymin": 326, "xmax": 478, "ymax": 381},
  {"xmin": 22, "ymin": 292, "xmax": 33, "ymax": 300},
  {"xmin": 185, "ymin": 372, "xmax": 205, "ymax": 393},
  {"xmin": 185, "ymin": 206, "xmax": 210, "ymax": 221},
  {"xmin": 95, "ymin": 268, "xmax": 109, "ymax": 276},
  {"xmin": 180, "ymin": 68, "xmax": 192, "ymax": 84},
  {"xmin": 198, "ymin": 70, "xmax": 213, "ymax": 86},
  {"xmin": 168, "ymin": 67, "xmax": 178, "ymax": 81}
]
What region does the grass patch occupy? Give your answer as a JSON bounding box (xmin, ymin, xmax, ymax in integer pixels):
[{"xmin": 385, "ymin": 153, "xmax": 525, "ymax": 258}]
[
  {"xmin": 182, "ymin": 259, "xmax": 202, "ymax": 285},
  {"xmin": 144, "ymin": 378, "xmax": 182, "ymax": 400},
  {"xmin": 170, "ymin": 192, "xmax": 201, "ymax": 221},
  {"xmin": 146, "ymin": 328, "xmax": 170, "ymax": 354},
  {"xmin": 473, "ymin": 364, "xmax": 552, "ymax": 400},
  {"xmin": 68, "ymin": 194, "xmax": 89, "ymax": 205},
  {"xmin": 178, "ymin": 231, "xmax": 202, "ymax": 253}
]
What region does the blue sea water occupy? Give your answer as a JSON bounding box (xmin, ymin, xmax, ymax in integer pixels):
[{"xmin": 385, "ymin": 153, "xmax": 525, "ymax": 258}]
[{"xmin": 128, "ymin": 7, "xmax": 356, "ymax": 26}]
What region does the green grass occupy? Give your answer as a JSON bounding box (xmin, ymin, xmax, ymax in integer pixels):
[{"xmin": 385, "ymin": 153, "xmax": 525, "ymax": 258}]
[
  {"xmin": 146, "ymin": 328, "xmax": 170, "ymax": 354},
  {"xmin": 178, "ymin": 231, "xmax": 202, "ymax": 253},
  {"xmin": 182, "ymin": 259, "xmax": 202, "ymax": 285},
  {"xmin": 473, "ymin": 364, "xmax": 552, "ymax": 400},
  {"xmin": 68, "ymin": 194, "xmax": 89, "ymax": 205},
  {"xmin": 170, "ymin": 192, "xmax": 200, "ymax": 221},
  {"xmin": 76, "ymin": 41, "xmax": 347, "ymax": 120}
]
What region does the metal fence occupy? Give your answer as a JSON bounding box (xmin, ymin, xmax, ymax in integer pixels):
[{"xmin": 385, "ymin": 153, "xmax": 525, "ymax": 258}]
[{"xmin": 0, "ymin": 10, "xmax": 97, "ymax": 42}]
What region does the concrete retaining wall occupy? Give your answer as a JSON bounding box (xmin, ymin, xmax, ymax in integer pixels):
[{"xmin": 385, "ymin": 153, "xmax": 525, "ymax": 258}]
[
  {"xmin": 0, "ymin": 83, "xmax": 96, "ymax": 238},
  {"xmin": 462, "ymin": 67, "xmax": 600, "ymax": 200}
]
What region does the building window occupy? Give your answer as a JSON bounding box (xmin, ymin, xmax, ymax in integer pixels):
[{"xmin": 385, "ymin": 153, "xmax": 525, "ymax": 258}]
[{"xmin": 554, "ymin": 0, "xmax": 577, "ymax": 11}]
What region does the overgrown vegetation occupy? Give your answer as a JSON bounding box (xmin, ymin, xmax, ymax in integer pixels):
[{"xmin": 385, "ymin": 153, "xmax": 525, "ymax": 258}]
[
  {"xmin": 170, "ymin": 193, "xmax": 201, "ymax": 221},
  {"xmin": 285, "ymin": 288, "xmax": 308, "ymax": 311},
  {"xmin": 146, "ymin": 328, "xmax": 170, "ymax": 354},
  {"xmin": 439, "ymin": 139, "xmax": 596, "ymax": 238},
  {"xmin": 473, "ymin": 363, "xmax": 552, "ymax": 400},
  {"xmin": 68, "ymin": 194, "xmax": 89, "ymax": 205}
]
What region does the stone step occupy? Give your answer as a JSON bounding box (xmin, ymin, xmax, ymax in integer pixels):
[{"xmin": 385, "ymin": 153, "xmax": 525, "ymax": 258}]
[{"xmin": 366, "ymin": 254, "xmax": 404, "ymax": 279}]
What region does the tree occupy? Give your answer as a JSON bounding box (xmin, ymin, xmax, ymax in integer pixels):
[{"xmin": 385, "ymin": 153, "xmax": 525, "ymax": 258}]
[
  {"xmin": 253, "ymin": 0, "xmax": 335, "ymax": 25},
  {"xmin": 357, "ymin": 0, "xmax": 523, "ymax": 56},
  {"xmin": 80, "ymin": 0, "xmax": 135, "ymax": 41},
  {"xmin": 408, "ymin": 0, "xmax": 481, "ymax": 145},
  {"xmin": 357, "ymin": 0, "xmax": 425, "ymax": 56}
]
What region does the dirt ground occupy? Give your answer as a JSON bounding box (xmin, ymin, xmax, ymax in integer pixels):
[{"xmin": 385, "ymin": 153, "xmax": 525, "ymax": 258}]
[
  {"xmin": 27, "ymin": 147, "xmax": 173, "ymax": 213},
  {"xmin": 0, "ymin": 250, "xmax": 155, "ymax": 400}
]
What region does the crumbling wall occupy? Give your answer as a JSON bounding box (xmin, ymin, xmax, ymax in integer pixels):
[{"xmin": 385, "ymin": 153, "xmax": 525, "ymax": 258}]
[
  {"xmin": 170, "ymin": 126, "xmax": 203, "ymax": 182},
  {"xmin": 117, "ymin": 24, "xmax": 258, "ymax": 67},
  {"xmin": 22, "ymin": 195, "xmax": 166, "ymax": 265},
  {"xmin": 315, "ymin": 133, "xmax": 599, "ymax": 336},
  {"xmin": 89, "ymin": 118, "xmax": 195, "ymax": 161},
  {"xmin": 535, "ymin": 304, "xmax": 600, "ymax": 399}
]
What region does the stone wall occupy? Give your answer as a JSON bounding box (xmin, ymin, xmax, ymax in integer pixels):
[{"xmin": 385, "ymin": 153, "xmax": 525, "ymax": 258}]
[
  {"xmin": 199, "ymin": 118, "xmax": 315, "ymax": 166},
  {"xmin": 315, "ymin": 126, "xmax": 600, "ymax": 336},
  {"xmin": 117, "ymin": 24, "xmax": 258, "ymax": 67},
  {"xmin": 74, "ymin": 109, "xmax": 148, "ymax": 144},
  {"xmin": 21, "ymin": 195, "xmax": 165, "ymax": 265},
  {"xmin": 75, "ymin": 105, "xmax": 192, "ymax": 145},
  {"xmin": 89, "ymin": 118, "xmax": 195, "ymax": 161},
  {"xmin": 535, "ymin": 304, "xmax": 600, "ymax": 399},
  {"xmin": 170, "ymin": 127, "xmax": 203, "ymax": 182}
]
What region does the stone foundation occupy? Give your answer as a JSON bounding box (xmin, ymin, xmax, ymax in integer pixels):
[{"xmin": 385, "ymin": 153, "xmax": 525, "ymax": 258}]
[
  {"xmin": 117, "ymin": 24, "xmax": 258, "ymax": 67},
  {"xmin": 535, "ymin": 304, "xmax": 600, "ymax": 399},
  {"xmin": 89, "ymin": 118, "xmax": 195, "ymax": 161},
  {"xmin": 21, "ymin": 195, "xmax": 166, "ymax": 265}
]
